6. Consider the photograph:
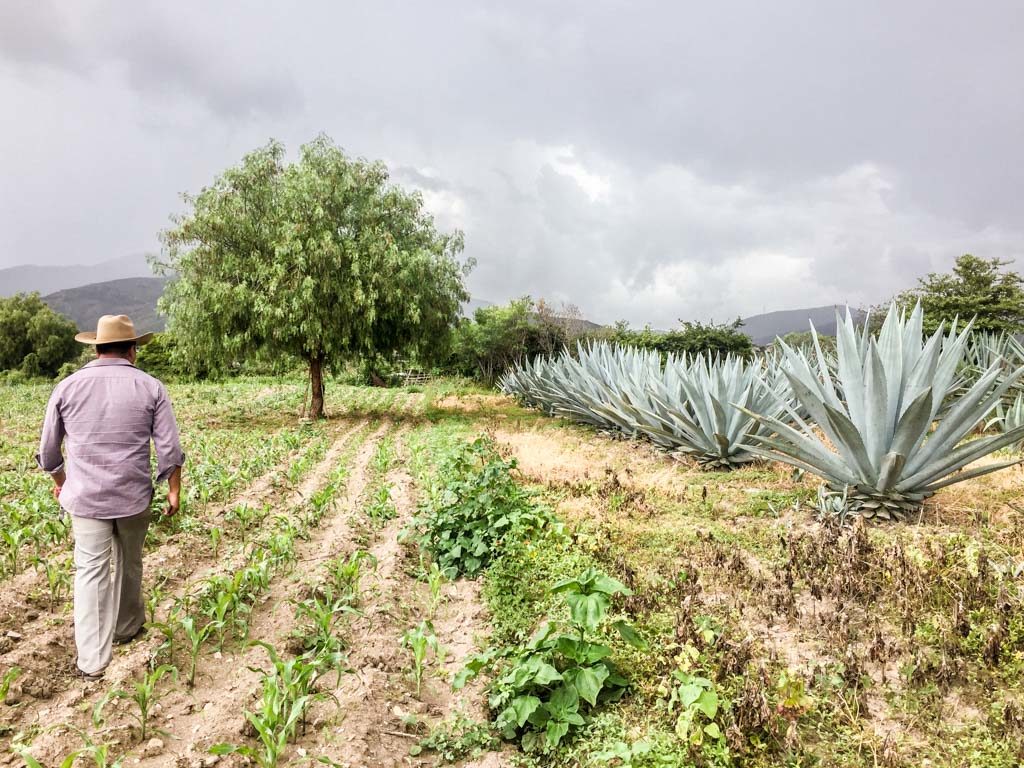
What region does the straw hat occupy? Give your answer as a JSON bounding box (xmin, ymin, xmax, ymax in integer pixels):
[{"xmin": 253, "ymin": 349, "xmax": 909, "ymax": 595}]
[{"xmin": 75, "ymin": 314, "xmax": 154, "ymax": 346}]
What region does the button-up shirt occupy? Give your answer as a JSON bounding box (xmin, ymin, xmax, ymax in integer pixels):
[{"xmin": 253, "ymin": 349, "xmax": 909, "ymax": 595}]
[{"xmin": 36, "ymin": 358, "xmax": 185, "ymax": 519}]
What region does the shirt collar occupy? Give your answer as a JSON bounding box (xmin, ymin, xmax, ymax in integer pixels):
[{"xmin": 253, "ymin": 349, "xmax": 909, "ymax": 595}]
[{"xmin": 85, "ymin": 358, "xmax": 137, "ymax": 368}]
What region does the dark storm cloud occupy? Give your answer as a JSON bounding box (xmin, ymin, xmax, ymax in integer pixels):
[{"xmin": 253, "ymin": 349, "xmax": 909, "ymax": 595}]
[{"xmin": 1, "ymin": 0, "xmax": 1022, "ymax": 326}]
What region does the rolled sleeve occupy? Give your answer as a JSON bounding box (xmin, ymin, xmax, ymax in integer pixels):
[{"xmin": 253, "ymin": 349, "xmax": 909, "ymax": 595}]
[
  {"xmin": 152, "ymin": 384, "xmax": 185, "ymax": 482},
  {"xmin": 36, "ymin": 388, "xmax": 66, "ymax": 474}
]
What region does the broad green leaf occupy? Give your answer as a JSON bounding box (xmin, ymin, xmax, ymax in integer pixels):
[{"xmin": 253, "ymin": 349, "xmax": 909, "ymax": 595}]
[
  {"xmin": 572, "ymin": 665, "xmax": 610, "ymax": 707},
  {"xmin": 613, "ymin": 619, "xmax": 647, "ymax": 649}
]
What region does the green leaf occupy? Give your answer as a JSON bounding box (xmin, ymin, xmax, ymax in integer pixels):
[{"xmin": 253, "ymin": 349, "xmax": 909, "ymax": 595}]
[
  {"xmin": 545, "ymin": 720, "xmax": 570, "ymax": 748},
  {"xmin": 695, "ymin": 689, "xmax": 719, "ymax": 720},
  {"xmin": 703, "ymin": 722, "xmax": 722, "ymax": 739},
  {"xmin": 566, "ymin": 592, "xmax": 609, "ymax": 632},
  {"xmin": 572, "ymin": 665, "xmax": 609, "ymax": 707},
  {"xmin": 613, "ymin": 619, "xmax": 647, "ymax": 649},
  {"xmin": 532, "ymin": 661, "xmax": 564, "ymax": 686},
  {"xmin": 510, "ymin": 695, "xmax": 542, "ymax": 727},
  {"xmin": 545, "ymin": 684, "xmax": 580, "ymax": 719},
  {"xmin": 591, "ymin": 573, "xmax": 631, "ymax": 596}
]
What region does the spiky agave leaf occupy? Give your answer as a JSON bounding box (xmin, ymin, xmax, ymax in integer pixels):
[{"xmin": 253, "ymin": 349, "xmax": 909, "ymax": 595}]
[{"xmin": 740, "ymin": 303, "xmax": 1024, "ymax": 521}]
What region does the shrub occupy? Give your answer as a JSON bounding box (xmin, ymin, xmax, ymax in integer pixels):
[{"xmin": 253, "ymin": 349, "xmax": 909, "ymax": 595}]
[{"xmin": 411, "ymin": 436, "xmax": 555, "ymax": 578}]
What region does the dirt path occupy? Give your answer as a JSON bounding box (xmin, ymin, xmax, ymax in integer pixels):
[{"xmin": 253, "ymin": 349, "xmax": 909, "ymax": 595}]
[
  {"xmin": 6, "ymin": 420, "xmax": 372, "ymax": 765},
  {"xmin": 299, "ymin": 439, "xmax": 507, "ymax": 768}
]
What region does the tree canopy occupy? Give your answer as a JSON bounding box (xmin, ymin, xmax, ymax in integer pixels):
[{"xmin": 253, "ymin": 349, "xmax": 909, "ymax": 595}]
[
  {"xmin": 0, "ymin": 293, "xmax": 79, "ymax": 378},
  {"xmin": 895, "ymin": 254, "xmax": 1024, "ymax": 335},
  {"xmin": 610, "ymin": 318, "xmax": 754, "ymax": 359},
  {"xmin": 446, "ymin": 297, "xmax": 591, "ymax": 384},
  {"xmin": 156, "ymin": 136, "xmax": 470, "ymax": 417}
]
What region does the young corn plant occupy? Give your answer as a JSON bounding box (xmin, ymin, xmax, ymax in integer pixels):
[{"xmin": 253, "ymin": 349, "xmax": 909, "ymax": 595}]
[
  {"xmin": 366, "ymin": 484, "xmax": 397, "ymax": 525},
  {"xmin": 180, "ymin": 615, "xmax": 223, "ymax": 688},
  {"xmin": 426, "ymin": 561, "xmax": 446, "ymax": 619},
  {"xmin": 17, "ymin": 733, "xmax": 123, "ymax": 768},
  {"xmin": 742, "ymin": 304, "xmax": 1024, "ymax": 520},
  {"xmin": 1, "ymin": 666, "xmax": 21, "ymax": 702},
  {"xmin": 211, "ymin": 642, "xmax": 338, "ymax": 768},
  {"xmin": 94, "ymin": 664, "xmax": 177, "ymax": 741},
  {"xmin": 402, "ymin": 620, "xmax": 440, "ymax": 697},
  {"xmin": 323, "ymin": 550, "xmax": 376, "ymax": 604}
]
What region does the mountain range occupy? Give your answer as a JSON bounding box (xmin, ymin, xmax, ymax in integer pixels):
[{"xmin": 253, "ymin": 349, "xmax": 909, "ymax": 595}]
[
  {"xmin": 0, "ymin": 254, "xmax": 155, "ymax": 298},
  {"xmin": 2, "ymin": 258, "xmax": 864, "ymax": 342}
]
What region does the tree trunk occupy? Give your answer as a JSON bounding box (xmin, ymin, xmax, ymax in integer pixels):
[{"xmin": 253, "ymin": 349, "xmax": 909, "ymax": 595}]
[{"xmin": 309, "ymin": 355, "xmax": 326, "ymax": 420}]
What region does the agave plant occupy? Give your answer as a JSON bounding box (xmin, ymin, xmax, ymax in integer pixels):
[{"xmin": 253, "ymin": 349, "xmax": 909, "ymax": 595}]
[
  {"xmin": 502, "ymin": 343, "xmax": 792, "ymax": 468},
  {"xmin": 741, "ymin": 304, "xmax": 1024, "ymax": 521},
  {"xmin": 636, "ymin": 353, "xmax": 793, "ymax": 468},
  {"xmin": 962, "ymin": 331, "xmax": 1024, "ymax": 403},
  {"xmin": 987, "ymin": 392, "xmax": 1024, "ymax": 451}
]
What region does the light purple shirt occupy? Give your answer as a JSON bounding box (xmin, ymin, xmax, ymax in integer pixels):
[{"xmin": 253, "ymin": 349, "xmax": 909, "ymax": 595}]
[{"xmin": 36, "ymin": 358, "xmax": 185, "ymax": 519}]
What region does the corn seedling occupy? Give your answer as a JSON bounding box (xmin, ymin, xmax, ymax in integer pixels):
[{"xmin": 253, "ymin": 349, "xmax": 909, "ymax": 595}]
[
  {"xmin": 426, "ymin": 561, "xmax": 446, "ymax": 618},
  {"xmin": 1, "ymin": 666, "xmax": 21, "ymax": 701},
  {"xmin": 208, "ymin": 525, "xmax": 223, "ymax": 557},
  {"xmin": 366, "ymin": 484, "xmax": 397, "ymax": 525},
  {"xmin": 94, "ymin": 664, "xmax": 177, "ymax": 741},
  {"xmin": 17, "ymin": 730, "xmax": 123, "ymax": 768},
  {"xmin": 402, "ymin": 620, "xmax": 439, "ymax": 697},
  {"xmin": 323, "ymin": 550, "xmax": 376, "ymax": 604},
  {"xmin": 180, "ymin": 615, "xmax": 222, "ymax": 688}
]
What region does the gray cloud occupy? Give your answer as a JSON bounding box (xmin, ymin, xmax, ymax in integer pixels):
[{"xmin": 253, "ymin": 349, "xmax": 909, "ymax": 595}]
[{"xmin": 1, "ymin": 0, "xmax": 1022, "ymax": 326}]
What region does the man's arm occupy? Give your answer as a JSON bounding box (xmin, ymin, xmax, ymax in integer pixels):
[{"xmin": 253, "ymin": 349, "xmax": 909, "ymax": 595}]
[
  {"xmin": 152, "ymin": 383, "xmax": 185, "ymax": 516},
  {"xmin": 36, "ymin": 389, "xmax": 66, "ymax": 501}
]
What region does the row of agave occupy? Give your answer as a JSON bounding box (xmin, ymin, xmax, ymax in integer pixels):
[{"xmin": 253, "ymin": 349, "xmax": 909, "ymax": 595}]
[{"xmin": 500, "ymin": 304, "xmax": 1024, "ymax": 521}]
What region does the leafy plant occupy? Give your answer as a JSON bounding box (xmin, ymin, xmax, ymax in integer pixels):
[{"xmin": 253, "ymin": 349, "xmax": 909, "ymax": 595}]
[
  {"xmin": 457, "ymin": 568, "xmax": 643, "ymax": 752},
  {"xmin": 743, "ymin": 304, "xmax": 1024, "ymax": 520},
  {"xmin": 412, "ymin": 436, "xmax": 555, "ymax": 578},
  {"xmin": 666, "ymin": 671, "xmax": 724, "ymax": 745}
]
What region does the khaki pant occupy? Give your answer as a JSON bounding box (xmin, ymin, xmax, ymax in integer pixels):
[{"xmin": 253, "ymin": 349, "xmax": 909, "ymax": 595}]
[{"xmin": 71, "ymin": 511, "xmax": 150, "ymax": 675}]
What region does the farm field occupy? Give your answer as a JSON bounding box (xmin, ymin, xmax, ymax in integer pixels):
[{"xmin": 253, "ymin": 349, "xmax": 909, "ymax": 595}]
[{"xmin": 0, "ymin": 378, "xmax": 1023, "ymax": 767}]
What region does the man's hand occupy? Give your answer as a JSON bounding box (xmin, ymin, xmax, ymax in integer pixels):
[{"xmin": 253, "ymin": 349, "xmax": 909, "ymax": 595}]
[
  {"xmin": 51, "ymin": 468, "xmax": 66, "ymax": 503},
  {"xmin": 164, "ymin": 489, "xmax": 180, "ymax": 517},
  {"xmin": 164, "ymin": 465, "xmax": 182, "ymax": 517}
]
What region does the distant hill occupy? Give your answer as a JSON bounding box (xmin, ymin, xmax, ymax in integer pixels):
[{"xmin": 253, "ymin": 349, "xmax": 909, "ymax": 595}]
[
  {"xmin": 0, "ymin": 254, "xmax": 155, "ymax": 298},
  {"xmin": 43, "ymin": 277, "xmax": 169, "ymax": 333},
  {"xmin": 740, "ymin": 305, "xmax": 868, "ymax": 346}
]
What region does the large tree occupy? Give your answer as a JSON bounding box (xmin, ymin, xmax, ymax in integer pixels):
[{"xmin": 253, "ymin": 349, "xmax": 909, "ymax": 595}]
[
  {"xmin": 896, "ymin": 254, "xmax": 1024, "ymax": 335},
  {"xmin": 0, "ymin": 293, "xmax": 78, "ymax": 377},
  {"xmin": 157, "ymin": 136, "xmax": 470, "ymax": 418}
]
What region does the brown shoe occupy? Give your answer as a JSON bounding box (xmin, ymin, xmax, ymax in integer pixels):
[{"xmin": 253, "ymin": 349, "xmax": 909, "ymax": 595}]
[{"xmin": 74, "ymin": 667, "xmax": 104, "ymax": 681}]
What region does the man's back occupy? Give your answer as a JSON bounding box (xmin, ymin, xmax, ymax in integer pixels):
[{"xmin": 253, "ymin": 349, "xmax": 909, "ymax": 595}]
[{"xmin": 37, "ymin": 358, "xmax": 183, "ymax": 519}]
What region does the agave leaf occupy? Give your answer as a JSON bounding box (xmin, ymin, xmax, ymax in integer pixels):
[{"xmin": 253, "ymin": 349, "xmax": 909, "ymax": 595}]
[{"xmin": 919, "ymin": 454, "xmax": 1024, "ymax": 493}]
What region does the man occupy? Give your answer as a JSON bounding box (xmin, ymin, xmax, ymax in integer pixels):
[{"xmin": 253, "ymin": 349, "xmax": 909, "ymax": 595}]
[{"xmin": 37, "ymin": 314, "xmax": 185, "ymax": 680}]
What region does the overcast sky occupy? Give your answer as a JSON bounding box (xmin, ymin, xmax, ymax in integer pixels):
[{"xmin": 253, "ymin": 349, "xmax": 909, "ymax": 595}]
[{"xmin": 2, "ymin": 1, "xmax": 1022, "ymax": 326}]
